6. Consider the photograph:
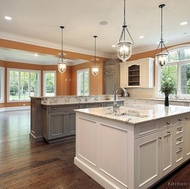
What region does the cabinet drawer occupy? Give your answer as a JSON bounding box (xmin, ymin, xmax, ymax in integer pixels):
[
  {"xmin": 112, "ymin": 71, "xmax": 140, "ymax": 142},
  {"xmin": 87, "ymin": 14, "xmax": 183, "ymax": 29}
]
[
  {"xmin": 135, "ymin": 120, "xmax": 158, "ymax": 138},
  {"xmin": 158, "ymin": 117, "xmax": 173, "ymax": 130},
  {"xmin": 48, "ymin": 105, "xmax": 80, "ymax": 112},
  {"xmin": 173, "ymin": 144, "xmax": 184, "ymax": 164}
]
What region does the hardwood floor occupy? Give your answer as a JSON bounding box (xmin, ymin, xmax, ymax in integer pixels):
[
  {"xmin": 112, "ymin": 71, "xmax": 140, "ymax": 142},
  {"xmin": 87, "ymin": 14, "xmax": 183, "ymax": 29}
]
[{"xmin": 0, "ymin": 110, "xmax": 189, "ymax": 189}]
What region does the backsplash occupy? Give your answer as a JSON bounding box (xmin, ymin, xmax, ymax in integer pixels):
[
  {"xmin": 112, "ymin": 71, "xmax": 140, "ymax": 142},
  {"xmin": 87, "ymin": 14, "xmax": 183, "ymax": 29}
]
[{"xmin": 126, "ymin": 88, "xmax": 155, "ymax": 98}]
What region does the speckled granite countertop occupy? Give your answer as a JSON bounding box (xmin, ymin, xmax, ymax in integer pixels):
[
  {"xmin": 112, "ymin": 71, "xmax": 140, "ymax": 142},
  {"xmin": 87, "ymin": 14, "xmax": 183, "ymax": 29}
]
[{"xmin": 75, "ymin": 104, "xmax": 190, "ymax": 125}]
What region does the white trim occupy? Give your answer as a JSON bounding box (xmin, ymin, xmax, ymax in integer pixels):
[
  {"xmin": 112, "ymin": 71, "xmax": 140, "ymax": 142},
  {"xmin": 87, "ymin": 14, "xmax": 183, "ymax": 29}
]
[
  {"xmin": 43, "ymin": 70, "xmax": 56, "ymax": 96},
  {"xmin": 0, "ymin": 67, "xmax": 5, "ymax": 103},
  {"xmin": 7, "ymin": 68, "xmax": 41, "ymax": 102},
  {"xmin": 0, "ymin": 106, "xmax": 30, "ymax": 112}
]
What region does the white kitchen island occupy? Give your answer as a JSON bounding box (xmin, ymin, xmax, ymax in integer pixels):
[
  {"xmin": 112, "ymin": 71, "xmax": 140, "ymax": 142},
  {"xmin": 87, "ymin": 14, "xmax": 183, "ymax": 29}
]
[{"xmin": 74, "ymin": 104, "xmax": 190, "ymax": 189}]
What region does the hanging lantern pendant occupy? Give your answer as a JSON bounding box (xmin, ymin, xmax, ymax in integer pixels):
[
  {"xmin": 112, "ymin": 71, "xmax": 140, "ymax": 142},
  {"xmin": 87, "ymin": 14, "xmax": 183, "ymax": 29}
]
[{"xmin": 117, "ymin": 0, "xmax": 134, "ymax": 62}]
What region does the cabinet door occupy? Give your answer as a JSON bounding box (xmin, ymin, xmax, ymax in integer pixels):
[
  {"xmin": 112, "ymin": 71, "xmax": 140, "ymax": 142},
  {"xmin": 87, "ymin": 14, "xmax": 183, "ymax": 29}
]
[
  {"xmin": 120, "ymin": 63, "xmax": 127, "ymax": 88},
  {"xmin": 160, "ymin": 128, "xmax": 173, "ymax": 176},
  {"xmin": 49, "ymin": 113, "xmax": 67, "ymax": 139},
  {"xmin": 135, "ymin": 132, "xmax": 160, "ymax": 189},
  {"xmin": 104, "ymin": 73, "xmax": 115, "ymax": 94},
  {"xmin": 66, "ymin": 112, "xmax": 76, "ymax": 136}
]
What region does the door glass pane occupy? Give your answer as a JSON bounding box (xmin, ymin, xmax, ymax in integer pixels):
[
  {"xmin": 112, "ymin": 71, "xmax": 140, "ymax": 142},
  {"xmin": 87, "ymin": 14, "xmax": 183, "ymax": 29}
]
[
  {"xmin": 45, "ymin": 72, "xmax": 55, "ymax": 96},
  {"xmin": 9, "ymin": 71, "xmax": 19, "ymax": 100},
  {"xmin": 30, "ymin": 72, "xmax": 39, "ymax": 96},
  {"xmin": 20, "ymin": 72, "xmax": 29, "ymax": 100}
]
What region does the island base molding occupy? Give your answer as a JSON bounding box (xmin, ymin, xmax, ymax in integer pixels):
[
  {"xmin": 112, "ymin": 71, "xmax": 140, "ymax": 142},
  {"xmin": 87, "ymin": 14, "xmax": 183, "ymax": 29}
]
[{"xmin": 74, "ymin": 158, "xmax": 119, "ymax": 189}]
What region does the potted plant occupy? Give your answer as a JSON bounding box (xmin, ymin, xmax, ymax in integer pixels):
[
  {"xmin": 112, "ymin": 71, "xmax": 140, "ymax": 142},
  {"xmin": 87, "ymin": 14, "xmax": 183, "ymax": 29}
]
[{"xmin": 160, "ymin": 74, "xmax": 176, "ymax": 106}]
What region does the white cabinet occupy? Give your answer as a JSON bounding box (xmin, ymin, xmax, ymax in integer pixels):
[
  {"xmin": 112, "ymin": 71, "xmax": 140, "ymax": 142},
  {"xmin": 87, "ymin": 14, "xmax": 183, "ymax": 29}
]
[
  {"xmin": 134, "ymin": 118, "xmax": 174, "ymax": 189},
  {"xmin": 120, "ymin": 57, "xmax": 154, "ymax": 88},
  {"xmin": 184, "ymin": 115, "xmax": 190, "ymax": 160},
  {"xmin": 135, "ymin": 132, "xmax": 160, "ymax": 189}
]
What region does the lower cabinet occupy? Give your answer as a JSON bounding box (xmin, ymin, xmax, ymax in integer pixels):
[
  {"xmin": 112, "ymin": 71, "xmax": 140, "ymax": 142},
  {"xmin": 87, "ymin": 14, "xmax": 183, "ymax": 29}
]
[
  {"xmin": 42, "ymin": 105, "xmax": 78, "ymax": 142},
  {"xmin": 42, "ymin": 102, "xmax": 117, "ymax": 142},
  {"xmin": 135, "ymin": 115, "xmax": 187, "ymax": 189}
]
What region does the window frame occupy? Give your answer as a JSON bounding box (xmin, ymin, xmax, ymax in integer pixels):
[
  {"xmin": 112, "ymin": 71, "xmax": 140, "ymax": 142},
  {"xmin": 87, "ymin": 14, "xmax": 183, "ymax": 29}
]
[
  {"xmin": 77, "ymin": 68, "xmax": 90, "ymax": 96},
  {"xmin": 155, "ymin": 45, "xmax": 190, "ymax": 99},
  {"xmin": 0, "ymin": 67, "xmax": 5, "ymax": 103},
  {"xmin": 7, "ymin": 68, "xmax": 41, "ymax": 102},
  {"xmin": 43, "ymin": 71, "xmax": 56, "ymax": 97}
]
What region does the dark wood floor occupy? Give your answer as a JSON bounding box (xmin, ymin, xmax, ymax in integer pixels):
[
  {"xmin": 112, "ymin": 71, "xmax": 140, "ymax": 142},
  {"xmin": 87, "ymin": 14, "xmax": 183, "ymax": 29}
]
[{"xmin": 0, "ymin": 110, "xmax": 189, "ymax": 189}]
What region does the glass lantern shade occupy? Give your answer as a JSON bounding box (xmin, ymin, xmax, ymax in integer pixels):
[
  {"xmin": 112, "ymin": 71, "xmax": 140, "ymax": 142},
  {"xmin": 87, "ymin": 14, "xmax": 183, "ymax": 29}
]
[
  {"xmin": 91, "ymin": 65, "xmax": 99, "ymax": 76},
  {"xmin": 58, "ymin": 61, "xmax": 66, "ymax": 73},
  {"xmin": 155, "ymin": 53, "xmax": 168, "ymax": 68},
  {"xmin": 117, "ymin": 42, "xmax": 132, "ymax": 62}
]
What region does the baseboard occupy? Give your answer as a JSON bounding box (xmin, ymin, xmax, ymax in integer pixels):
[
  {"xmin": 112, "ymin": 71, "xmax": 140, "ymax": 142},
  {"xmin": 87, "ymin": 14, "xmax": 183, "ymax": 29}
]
[{"xmin": 0, "ymin": 106, "xmax": 30, "ymax": 112}]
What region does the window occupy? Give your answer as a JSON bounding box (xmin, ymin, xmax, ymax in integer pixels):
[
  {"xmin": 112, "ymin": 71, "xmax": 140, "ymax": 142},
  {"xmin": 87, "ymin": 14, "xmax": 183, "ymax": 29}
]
[
  {"xmin": 0, "ymin": 67, "xmax": 5, "ymax": 103},
  {"xmin": 8, "ymin": 69, "xmax": 40, "ymax": 101},
  {"xmin": 43, "ymin": 71, "xmax": 56, "ymax": 96},
  {"xmin": 77, "ymin": 69, "xmax": 89, "ymax": 96},
  {"xmin": 156, "ymin": 46, "xmax": 190, "ymax": 99}
]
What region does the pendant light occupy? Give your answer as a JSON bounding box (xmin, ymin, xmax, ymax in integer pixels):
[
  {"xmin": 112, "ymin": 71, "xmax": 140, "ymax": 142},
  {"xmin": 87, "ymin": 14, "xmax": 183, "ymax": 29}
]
[
  {"xmin": 58, "ymin": 26, "xmax": 67, "ymax": 73},
  {"xmin": 91, "ymin": 35, "xmax": 99, "ymax": 76},
  {"xmin": 117, "ymin": 0, "xmax": 134, "ymax": 62},
  {"xmin": 155, "ymin": 4, "xmax": 169, "ymax": 68}
]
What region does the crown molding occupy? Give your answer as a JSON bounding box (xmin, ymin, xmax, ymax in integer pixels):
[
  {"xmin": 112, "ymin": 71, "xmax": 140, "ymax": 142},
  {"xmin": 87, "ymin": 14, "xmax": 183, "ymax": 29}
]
[{"xmin": 0, "ymin": 32, "xmax": 111, "ymax": 58}]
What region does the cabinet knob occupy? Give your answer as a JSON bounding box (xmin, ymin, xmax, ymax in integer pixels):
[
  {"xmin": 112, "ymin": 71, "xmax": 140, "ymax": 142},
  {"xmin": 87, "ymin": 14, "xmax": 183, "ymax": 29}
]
[
  {"xmin": 166, "ymin": 122, "xmax": 170, "ymax": 125},
  {"xmin": 158, "ymin": 137, "xmax": 162, "ymax": 139},
  {"xmin": 185, "ymin": 117, "xmax": 189, "ymax": 120},
  {"xmin": 178, "ymin": 118, "xmax": 182, "ymax": 121},
  {"xmin": 53, "ymin": 108, "xmax": 56, "ymax": 110},
  {"xmin": 167, "ymin": 131, "xmax": 171, "ymax": 134}
]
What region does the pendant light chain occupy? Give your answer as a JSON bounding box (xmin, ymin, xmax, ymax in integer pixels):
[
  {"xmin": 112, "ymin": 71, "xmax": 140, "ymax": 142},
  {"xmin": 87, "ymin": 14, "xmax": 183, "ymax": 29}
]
[
  {"xmin": 94, "ymin": 35, "xmax": 97, "ymax": 65},
  {"xmin": 61, "ymin": 26, "xmax": 64, "ymax": 61}
]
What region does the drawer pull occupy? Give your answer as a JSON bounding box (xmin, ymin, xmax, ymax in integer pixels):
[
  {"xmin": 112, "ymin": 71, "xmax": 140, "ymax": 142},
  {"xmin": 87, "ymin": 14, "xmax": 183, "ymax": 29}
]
[
  {"xmin": 166, "ymin": 122, "xmax": 170, "ymax": 125},
  {"xmin": 185, "ymin": 117, "xmax": 189, "ymax": 120},
  {"xmin": 176, "ymin": 147, "xmax": 183, "ymax": 153},
  {"xmin": 53, "ymin": 108, "xmax": 56, "ymax": 110},
  {"xmin": 178, "ymin": 118, "xmax": 182, "ymax": 121},
  {"xmin": 158, "ymin": 137, "xmax": 162, "ymax": 139},
  {"xmin": 167, "ymin": 131, "xmax": 171, "ymax": 134}
]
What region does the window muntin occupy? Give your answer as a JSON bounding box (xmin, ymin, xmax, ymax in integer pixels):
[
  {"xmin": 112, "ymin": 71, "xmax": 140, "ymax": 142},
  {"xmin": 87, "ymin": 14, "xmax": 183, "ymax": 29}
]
[
  {"xmin": 77, "ymin": 69, "xmax": 89, "ymax": 96},
  {"xmin": 43, "ymin": 71, "xmax": 56, "ymax": 96},
  {"xmin": 157, "ymin": 47, "xmax": 190, "ymax": 98},
  {"xmin": 8, "ymin": 69, "xmax": 40, "ymax": 102}
]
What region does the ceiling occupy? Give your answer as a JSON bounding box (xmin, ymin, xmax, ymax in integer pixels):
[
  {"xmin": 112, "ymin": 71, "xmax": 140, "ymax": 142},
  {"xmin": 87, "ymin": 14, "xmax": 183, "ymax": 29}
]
[{"xmin": 0, "ymin": 0, "xmax": 190, "ymax": 65}]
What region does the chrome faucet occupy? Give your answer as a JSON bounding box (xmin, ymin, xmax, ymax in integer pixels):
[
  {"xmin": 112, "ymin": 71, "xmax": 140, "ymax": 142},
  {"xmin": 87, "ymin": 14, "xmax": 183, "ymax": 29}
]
[{"xmin": 113, "ymin": 86, "xmax": 127, "ymax": 114}]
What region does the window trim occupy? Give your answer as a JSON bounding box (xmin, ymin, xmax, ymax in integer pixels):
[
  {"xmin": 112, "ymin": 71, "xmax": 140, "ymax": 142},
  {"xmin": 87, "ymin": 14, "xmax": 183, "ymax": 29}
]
[
  {"xmin": 7, "ymin": 68, "xmax": 41, "ymax": 102},
  {"xmin": 43, "ymin": 70, "xmax": 56, "ymax": 97},
  {"xmin": 0, "ymin": 67, "xmax": 5, "ymax": 103}
]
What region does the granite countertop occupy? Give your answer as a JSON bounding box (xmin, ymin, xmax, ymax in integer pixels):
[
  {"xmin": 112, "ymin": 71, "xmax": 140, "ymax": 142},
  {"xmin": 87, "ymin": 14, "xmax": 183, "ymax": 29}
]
[
  {"xmin": 41, "ymin": 99, "xmax": 124, "ymax": 106},
  {"xmin": 75, "ymin": 104, "xmax": 190, "ymax": 125}
]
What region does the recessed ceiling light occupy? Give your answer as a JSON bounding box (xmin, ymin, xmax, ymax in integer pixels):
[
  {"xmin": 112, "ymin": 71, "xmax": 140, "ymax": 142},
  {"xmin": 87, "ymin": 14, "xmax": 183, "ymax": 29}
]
[
  {"xmin": 139, "ymin": 36, "xmax": 144, "ymax": 39},
  {"xmin": 99, "ymin": 21, "xmax": 108, "ymax": 25},
  {"xmin": 180, "ymin": 21, "xmax": 188, "ymax": 25},
  {"xmin": 112, "ymin": 45, "xmax": 116, "ymax": 48},
  {"xmin": 4, "ymin": 16, "xmax": 12, "ymax": 20},
  {"xmin": 34, "ymin": 53, "xmax": 38, "ymax": 57}
]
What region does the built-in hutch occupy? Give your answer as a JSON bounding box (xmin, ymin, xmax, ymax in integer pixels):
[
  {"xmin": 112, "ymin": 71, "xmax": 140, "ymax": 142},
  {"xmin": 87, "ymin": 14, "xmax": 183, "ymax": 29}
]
[{"xmin": 120, "ymin": 57, "xmax": 154, "ymax": 88}]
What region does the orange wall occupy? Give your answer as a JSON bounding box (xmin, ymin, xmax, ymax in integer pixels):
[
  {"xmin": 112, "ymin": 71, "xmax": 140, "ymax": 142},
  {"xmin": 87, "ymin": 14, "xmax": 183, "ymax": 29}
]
[{"xmin": 0, "ymin": 39, "xmax": 108, "ymax": 108}]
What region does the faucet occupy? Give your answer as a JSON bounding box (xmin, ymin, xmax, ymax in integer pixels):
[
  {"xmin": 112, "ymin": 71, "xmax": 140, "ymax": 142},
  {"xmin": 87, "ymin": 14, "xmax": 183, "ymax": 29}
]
[{"xmin": 113, "ymin": 86, "xmax": 127, "ymax": 114}]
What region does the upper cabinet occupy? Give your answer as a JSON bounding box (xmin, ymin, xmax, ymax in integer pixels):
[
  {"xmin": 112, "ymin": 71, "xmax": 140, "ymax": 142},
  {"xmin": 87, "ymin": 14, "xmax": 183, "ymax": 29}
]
[
  {"xmin": 104, "ymin": 59, "xmax": 120, "ymax": 94},
  {"xmin": 120, "ymin": 57, "xmax": 154, "ymax": 88}
]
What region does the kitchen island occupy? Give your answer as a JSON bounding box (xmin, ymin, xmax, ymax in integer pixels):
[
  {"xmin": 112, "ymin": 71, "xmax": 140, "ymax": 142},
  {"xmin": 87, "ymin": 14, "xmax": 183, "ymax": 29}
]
[
  {"xmin": 74, "ymin": 104, "xmax": 190, "ymax": 189},
  {"xmin": 30, "ymin": 95, "xmax": 124, "ymax": 143}
]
